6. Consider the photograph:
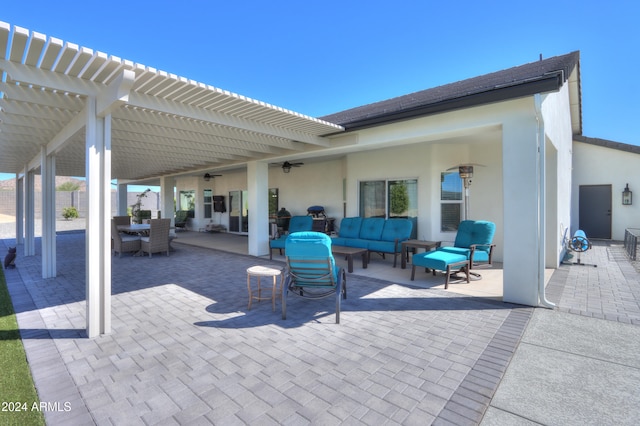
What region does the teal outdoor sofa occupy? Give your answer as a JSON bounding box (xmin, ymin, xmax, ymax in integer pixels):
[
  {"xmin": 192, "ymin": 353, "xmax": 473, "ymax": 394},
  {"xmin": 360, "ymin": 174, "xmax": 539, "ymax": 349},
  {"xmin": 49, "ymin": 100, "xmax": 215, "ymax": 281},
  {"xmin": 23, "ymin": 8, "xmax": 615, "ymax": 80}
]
[
  {"xmin": 331, "ymin": 217, "xmax": 413, "ymax": 267},
  {"xmin": 269, "ymin": 215, "xmax": 313, "ymax": 259}
]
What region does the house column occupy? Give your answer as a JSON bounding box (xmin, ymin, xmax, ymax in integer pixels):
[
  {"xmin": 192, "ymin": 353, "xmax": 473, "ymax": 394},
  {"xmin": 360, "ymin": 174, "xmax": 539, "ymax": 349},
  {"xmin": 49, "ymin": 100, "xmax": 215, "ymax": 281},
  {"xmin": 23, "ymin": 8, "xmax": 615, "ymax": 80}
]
[
  {"xmin": 24, "ymin": 168, "xmax": 35, "ymax": 256},
  {"xmin": 159, "ymin": 176, "xmax": 175, "ymax": 225},
  {"xmin": 41, "ymin": 147, "xmax": 56, "ymax": 278},
  {"xmin": 85, "ymin": 97, "xmax": 112, "ymax": 338},
  {"xmin": 117, "ymin": 183, "xmax": 128, "ymax": 216},
  {"xmin": 247, "ymin": 161, "xmax": 269, "ymax": 256},
  {"xmin": 15, "ymin": 173, "xmax": 23, "ymax": 245},
  {"xmin": 502, "ymin": 116, "xmax": 540, "ymax": 306}
]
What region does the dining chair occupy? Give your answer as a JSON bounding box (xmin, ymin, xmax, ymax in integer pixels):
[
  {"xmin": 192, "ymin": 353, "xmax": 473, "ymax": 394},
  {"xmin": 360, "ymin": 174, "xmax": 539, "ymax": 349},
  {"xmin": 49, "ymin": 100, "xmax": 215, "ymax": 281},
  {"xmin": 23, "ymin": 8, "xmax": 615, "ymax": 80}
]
[
  {"xmin": 111, "ymin": 219, "xmax": 141, "ymax": 257},
  {"xmin": 140, "ymin": 218, "xmax": 171, "ymax": 258}
]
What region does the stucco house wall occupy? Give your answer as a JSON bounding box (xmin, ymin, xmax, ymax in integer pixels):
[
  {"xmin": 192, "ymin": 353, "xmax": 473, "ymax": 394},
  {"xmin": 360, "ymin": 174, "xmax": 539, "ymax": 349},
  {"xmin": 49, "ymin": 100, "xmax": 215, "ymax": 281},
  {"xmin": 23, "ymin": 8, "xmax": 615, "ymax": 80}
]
[
  {"xmin": 540, "ymin": 82, "xmax": 575, "ymax": 264},
  {"xmin": 572, "ymin": 140, "xmax": 640, "ymax": 240}
]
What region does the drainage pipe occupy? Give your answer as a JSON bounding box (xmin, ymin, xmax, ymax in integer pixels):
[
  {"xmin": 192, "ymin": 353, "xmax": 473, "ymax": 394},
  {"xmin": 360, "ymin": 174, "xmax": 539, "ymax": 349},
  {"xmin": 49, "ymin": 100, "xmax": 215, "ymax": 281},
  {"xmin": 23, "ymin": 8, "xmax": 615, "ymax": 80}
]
[{"xmin": 534, "ymin": 93, "xmax": 556, "ymax": 309}]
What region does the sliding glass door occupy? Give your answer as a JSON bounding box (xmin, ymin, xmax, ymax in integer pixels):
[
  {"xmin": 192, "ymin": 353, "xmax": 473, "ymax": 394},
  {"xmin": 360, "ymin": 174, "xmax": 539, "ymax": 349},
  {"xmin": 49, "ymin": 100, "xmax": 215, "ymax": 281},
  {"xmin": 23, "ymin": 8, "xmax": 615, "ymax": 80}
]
[
  {"xmin": 229, "ymin": 190, "xmax": 248, "ymax": 233},
  {"xmin": 359, "ymin": 179, "xmax": 418, "ymax": 238}
]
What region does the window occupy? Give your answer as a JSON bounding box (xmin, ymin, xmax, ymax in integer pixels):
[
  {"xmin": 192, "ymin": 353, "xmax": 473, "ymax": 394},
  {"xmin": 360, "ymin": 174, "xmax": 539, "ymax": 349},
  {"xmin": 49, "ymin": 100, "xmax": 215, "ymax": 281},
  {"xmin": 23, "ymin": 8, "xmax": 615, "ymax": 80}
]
[
  {"xmin": 179, "ymin": 190, "xmax": 195, "ymax": 212},
  {"xmin": 359, "ymin": 179, "xmax": 418, "ymax": 238},
  {"xmin": 269, "ymin": 188, "xmax": 278, "ymax": 217},
  {"xmin": 441, "ymin": 172, "xmax": 462, "ymax": 231},
  {"xmin": 203, "ymin": 189, "xmax": 212, "ymax": 219}
]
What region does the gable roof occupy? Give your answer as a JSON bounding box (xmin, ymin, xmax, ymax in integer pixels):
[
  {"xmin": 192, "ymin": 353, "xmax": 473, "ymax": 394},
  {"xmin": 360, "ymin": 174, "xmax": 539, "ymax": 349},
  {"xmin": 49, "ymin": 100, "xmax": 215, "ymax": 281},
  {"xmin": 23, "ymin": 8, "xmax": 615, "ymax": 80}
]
[
  {"xmin": 321, "ymin": 51, "xmax": 581, "ymax": 131},
  {"xmin": 574, "ymin": 135, "xmax": 640, "ymax": 155}
]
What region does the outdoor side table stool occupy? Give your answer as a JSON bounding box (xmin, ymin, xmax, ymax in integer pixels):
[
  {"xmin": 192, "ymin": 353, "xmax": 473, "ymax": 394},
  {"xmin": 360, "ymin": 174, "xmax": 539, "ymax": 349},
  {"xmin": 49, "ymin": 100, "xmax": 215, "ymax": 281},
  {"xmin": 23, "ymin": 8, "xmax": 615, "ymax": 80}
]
[{"xmin": 246, "ymin": 266, "xmax": 283, "ymax": 311}]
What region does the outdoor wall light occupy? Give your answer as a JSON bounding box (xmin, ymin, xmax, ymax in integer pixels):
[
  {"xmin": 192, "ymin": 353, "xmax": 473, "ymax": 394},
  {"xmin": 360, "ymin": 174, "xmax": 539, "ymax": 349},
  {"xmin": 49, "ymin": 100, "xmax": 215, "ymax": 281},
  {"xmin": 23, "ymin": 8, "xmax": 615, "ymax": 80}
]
[{"xmin": 622, "ymin": 183, "xmax": 632, "ymax": 205}]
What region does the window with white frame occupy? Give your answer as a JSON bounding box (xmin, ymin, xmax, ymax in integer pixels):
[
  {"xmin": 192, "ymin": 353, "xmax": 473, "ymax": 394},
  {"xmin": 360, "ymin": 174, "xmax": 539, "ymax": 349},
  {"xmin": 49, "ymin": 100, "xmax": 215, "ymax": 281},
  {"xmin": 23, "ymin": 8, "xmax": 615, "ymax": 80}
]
[
  {"xmin": 441, "ymin": 171, "xmax": 463, "ymax": 231},
  {"xmin": 203, "ymin": 189, "xmax": 213, "ymax": 219}
]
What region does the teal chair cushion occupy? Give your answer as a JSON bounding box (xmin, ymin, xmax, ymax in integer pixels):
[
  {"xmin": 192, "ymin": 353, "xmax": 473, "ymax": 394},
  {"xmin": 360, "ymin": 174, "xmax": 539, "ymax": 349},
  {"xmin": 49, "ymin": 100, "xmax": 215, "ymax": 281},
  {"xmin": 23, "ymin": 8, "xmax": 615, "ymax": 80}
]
[
  {"xmin": 288, "ymin": 216, "xmax": 313, "ymax": 233},
  {"xmin": 380, "ymin": 219, "xmax": 413, "ymax": 242},
  {"xmin": 359, "ymin": 218, "xmax": 385, "ymax": 240},
  {"xmin": 285, "ymin": 231, "xmax": 338, "ymax": 283},
  {"xmin": 338, "ymin": 217, "xmax": 363, "ymax": 239}
]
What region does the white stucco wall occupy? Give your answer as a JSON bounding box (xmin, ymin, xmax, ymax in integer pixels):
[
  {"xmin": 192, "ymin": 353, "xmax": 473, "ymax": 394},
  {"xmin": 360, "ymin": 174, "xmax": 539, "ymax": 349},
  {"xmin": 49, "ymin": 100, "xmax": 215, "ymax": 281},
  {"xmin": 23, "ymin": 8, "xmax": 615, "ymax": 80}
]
[
  {"xmin": 170, "ymin": 86, "xmax": 579, "ymax": 308},
  {"xmin": 572, "ymin": 141, "xmax": 640, "ymax": 240},
  {"xmin": 540, "ymin": 84, "xmax": 575, "ymax": 264}
]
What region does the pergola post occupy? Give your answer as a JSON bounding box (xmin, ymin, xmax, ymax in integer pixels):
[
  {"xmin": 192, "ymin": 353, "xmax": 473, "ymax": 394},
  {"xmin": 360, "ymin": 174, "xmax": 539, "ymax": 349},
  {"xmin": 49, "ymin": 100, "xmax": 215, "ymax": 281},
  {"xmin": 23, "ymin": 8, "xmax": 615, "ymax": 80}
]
[
  {"xmin": 24, "ymin": 168, "xmax": 35, "ymax": 256},
  {"xmin": 85, "ymin": 97, "xmax": 112, "ymax": 338},
  {"xmin": 41, "ymin": 147, "xmax": 56, "ymax": 278},
  {"xmin": 15, "ymin": 173, "xmax": 23, "ymax": 245}
]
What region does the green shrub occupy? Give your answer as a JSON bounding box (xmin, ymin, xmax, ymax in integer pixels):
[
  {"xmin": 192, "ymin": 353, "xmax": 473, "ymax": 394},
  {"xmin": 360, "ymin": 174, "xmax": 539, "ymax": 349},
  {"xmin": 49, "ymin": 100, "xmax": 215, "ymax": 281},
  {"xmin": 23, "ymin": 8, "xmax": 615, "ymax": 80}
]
[{"xmin": 62, "ymin": 206, "xmax": 79, "ymax": 220}]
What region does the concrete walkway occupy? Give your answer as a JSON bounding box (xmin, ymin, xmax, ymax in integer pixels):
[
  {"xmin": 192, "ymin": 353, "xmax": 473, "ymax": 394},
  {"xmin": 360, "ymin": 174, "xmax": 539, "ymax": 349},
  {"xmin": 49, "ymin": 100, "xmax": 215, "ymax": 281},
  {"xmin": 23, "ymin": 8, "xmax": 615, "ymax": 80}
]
[{"xmin": 1, "ymin": 226, "xmax": 639, "ymax": 425}]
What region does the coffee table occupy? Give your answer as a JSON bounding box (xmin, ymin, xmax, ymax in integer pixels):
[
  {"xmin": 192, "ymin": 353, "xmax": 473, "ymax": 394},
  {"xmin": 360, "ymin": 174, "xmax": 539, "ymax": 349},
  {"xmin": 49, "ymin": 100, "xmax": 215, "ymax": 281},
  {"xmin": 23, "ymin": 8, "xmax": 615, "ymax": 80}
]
[
  {"xmin": 331, "ymin": 245, "xmax": 368, "ymax": 273},
  {"xmin": 401, "ymin": 239, "xmax": 441, "ymax": 269}
]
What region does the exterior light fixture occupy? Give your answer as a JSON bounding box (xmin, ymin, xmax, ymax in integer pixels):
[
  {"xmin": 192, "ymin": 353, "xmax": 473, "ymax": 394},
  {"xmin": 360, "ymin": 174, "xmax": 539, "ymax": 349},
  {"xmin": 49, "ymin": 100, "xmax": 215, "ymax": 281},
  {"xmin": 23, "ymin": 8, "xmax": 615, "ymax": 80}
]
[
  {"xmin": 622, "ymin": 183, "xmax": 632, "ymax": 205},
  {"xmin": 203, "ymin": 173, "xmax": 221, "ymax": 181},
  {"xmin": 280, "ymin": 161, "xmax": 303, "ymax": 173}
]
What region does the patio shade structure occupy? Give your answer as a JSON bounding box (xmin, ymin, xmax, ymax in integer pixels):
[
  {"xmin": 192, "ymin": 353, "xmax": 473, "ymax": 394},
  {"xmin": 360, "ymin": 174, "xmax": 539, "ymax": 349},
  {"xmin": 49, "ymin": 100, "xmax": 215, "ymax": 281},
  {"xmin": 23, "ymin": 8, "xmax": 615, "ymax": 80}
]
[{"xmin": 0, "ymin": 22, "xmax": 344, "ymax": 337}]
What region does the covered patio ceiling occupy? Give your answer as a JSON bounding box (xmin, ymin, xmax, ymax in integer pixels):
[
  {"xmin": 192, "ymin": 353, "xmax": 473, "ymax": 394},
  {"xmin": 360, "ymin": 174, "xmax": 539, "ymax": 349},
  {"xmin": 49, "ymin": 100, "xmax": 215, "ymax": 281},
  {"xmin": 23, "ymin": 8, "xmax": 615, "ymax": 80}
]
[{"xmin": 0, "ymin": 22, "xmax": 344, "ymax": 183}]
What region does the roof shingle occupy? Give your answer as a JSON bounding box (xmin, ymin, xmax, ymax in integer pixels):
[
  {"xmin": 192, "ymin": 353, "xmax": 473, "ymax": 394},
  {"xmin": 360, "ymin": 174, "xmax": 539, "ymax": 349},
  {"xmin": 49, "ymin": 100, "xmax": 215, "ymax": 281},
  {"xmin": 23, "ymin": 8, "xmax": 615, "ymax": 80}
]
[{"xmin": 321, "ymin": 51, "xmax": 580, "ymax": 130}]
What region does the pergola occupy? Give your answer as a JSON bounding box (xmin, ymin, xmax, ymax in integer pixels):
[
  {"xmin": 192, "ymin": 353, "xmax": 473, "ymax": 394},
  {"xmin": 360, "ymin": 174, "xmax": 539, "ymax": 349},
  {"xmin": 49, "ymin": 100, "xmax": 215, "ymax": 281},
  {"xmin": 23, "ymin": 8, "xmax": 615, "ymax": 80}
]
[{"xmin": 0, "ymin": 22, "xmax": 343, "ymax": 337}]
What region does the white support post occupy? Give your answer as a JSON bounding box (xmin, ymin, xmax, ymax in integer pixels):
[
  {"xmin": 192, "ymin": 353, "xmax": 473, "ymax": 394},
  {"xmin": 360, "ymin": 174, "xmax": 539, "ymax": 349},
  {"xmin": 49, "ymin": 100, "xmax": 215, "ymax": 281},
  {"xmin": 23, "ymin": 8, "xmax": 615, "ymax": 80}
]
[
  {"xmin": 117, "ymin": 183, "xmax": 128, "ymax": 216},
  {"xmin": 15, "ymin": 173, "xmax": 24, "ymax": 245},
  {"xmin": 41, "ymin": 147, "xmax": 56, "ymax": 278},
  {"xmin": 502, "ymin": 118, "xmax": 540, "ymax": 306},
  {"xmin": 85, "ymin": 98, "xmax": 111, "ymax": 338},
  {"xmin": 24, "ymin": 168, "xmax": 35, "ymax": 256},
  {"xmin": 159, "ymin": 176, "xmax": 175, "ymax": 226},
  {"xmin": 247, "ymin": 161, "xmax": 269, "ymax": 256}
]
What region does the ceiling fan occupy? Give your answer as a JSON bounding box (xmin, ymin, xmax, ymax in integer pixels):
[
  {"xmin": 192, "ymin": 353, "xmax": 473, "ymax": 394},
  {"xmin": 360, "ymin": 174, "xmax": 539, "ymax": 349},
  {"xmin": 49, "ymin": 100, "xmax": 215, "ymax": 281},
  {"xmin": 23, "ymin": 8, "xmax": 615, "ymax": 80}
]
[
  {"xmin": 280, "ymin": 161, "xmax": 304, "ymax": 173},
  {"xmin": 203, "ymin": 173, "xmax": 222, "ymax": 182}
]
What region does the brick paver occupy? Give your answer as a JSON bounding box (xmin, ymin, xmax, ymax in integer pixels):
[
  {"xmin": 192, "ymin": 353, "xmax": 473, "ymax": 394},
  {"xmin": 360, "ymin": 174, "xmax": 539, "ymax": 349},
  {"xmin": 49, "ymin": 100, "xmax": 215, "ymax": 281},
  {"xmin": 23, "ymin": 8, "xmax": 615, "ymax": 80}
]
[{"xmin": 2, "ymin": 232, "xmax": 639, "ymax": 425}]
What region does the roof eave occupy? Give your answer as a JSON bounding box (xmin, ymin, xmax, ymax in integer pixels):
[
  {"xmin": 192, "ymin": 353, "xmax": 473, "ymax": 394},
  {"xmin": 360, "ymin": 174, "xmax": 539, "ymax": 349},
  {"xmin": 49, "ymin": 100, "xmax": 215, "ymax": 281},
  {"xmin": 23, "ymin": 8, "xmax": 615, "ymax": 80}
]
[{"xmin": 336, "ymin": 72, "xmax": 564, "ymax": 132}]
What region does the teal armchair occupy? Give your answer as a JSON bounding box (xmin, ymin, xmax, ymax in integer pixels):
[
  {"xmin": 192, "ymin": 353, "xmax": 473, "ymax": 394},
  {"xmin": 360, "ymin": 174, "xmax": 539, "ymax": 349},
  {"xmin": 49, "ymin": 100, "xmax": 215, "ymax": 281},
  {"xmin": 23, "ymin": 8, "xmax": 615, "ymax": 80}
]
[{"xmin": 269, "ymin": 215, "xmax": 313, "ymax": 259}]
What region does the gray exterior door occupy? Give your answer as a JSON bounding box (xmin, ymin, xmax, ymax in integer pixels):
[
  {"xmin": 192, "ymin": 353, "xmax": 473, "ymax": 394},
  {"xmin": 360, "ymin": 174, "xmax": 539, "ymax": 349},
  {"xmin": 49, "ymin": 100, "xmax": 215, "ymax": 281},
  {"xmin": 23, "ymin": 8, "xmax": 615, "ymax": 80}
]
[{"xmin": 579, "ymin": 185, "xmax": 612, "ymax": 239}]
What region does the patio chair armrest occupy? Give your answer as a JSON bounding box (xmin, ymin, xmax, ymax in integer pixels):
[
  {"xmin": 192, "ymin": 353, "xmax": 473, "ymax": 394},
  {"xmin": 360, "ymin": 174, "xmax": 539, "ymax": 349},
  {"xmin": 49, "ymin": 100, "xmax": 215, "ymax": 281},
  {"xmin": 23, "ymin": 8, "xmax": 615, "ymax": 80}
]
[{"xmin": 469, "ymin": 243, "xmax": 496, "ymax": 264}]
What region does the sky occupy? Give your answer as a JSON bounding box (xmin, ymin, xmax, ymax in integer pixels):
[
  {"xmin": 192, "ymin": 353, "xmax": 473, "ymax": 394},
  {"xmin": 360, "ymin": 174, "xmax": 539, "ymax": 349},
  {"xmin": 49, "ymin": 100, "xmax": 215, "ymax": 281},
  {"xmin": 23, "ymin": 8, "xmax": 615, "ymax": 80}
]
[{"xmin": 1, "ymin": 0, "xmax": 638, "ymax": 181}]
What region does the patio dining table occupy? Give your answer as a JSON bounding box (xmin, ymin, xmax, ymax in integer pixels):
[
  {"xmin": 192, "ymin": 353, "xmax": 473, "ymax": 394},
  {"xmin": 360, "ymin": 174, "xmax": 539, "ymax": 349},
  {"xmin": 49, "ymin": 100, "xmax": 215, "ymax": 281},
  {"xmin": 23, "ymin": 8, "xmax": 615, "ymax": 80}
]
[{"xmin": 117, "ymin": 223, "xmax": 150, "ymax": 235}]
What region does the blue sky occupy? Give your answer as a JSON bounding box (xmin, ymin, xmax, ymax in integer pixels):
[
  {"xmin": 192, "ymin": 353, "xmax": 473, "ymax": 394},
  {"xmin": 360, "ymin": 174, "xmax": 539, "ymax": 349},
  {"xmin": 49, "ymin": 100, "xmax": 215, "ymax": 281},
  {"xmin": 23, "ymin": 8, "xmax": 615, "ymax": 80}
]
[{"xmin": 1, "ymin": 0, "xmax": 638, "ymax": 181}]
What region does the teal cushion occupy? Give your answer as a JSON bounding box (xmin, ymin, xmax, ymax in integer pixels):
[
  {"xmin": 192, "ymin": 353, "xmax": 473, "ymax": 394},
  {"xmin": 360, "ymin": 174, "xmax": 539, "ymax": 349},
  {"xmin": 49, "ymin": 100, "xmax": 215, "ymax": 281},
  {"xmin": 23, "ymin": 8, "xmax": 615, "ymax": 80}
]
[
  {"xmin": 338, "ymin": 217, "xmax": 362, "ymax": 239},
  {"xmin": 412, "ymin": 251, "xmax": 467, "ymax": 272},
  {"xmin": 288, "ymin": 216, "xmax": 313, "ymax": 233},
  {"xmin": 453, "ymin": 220, "xmax": 495, "ymax": 252},
  {"xmin": 359, "ymin": 218, "xmax": 385, "ymax": 240},
  {"xmin": 285, "ymin": 231, "xmax": 338, "ymax": 283},
  {"xmin": 380, "ymin": 219, "xmax": 412, "ymax": 242},
  {"xmin": 367, "ymin": 240, "xmax": 397, "ymax": 253}
]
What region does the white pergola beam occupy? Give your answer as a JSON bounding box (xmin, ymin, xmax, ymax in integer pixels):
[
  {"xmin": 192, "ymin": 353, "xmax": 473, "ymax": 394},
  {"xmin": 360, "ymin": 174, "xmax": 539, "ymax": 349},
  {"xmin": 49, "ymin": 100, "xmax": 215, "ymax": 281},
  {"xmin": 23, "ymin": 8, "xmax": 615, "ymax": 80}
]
[
  {"xmin": 129, "ymin": 92, "xmax": 331, "ymax": 147},
  {"xmin": 0, "ymin": 58, "xmax": 100, "ymax": 96}
]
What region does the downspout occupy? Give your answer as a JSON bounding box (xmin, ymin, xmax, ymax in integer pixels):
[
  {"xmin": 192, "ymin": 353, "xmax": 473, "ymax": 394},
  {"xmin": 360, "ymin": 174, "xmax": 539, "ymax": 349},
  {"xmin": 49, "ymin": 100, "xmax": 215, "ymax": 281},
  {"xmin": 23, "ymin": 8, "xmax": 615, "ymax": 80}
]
[{"xmin": 535, "ymin": 93, "xmax": 556, "ymax": 308}]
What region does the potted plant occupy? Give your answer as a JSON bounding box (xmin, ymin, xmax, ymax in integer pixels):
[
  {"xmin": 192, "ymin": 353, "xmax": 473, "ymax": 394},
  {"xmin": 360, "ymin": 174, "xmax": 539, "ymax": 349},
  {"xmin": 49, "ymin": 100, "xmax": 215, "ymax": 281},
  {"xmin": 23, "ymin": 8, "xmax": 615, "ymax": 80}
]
[{"xmin": 131, "ymin": 188, "xmax": 151, "ymax": 224}]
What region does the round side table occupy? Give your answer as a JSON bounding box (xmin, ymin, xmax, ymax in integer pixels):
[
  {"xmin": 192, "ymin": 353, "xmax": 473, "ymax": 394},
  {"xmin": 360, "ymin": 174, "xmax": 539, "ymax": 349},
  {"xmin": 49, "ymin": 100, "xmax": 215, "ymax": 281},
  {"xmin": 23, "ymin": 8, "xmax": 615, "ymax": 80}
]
[{"xmin": 246, "ymin": 266, "xmax": 283, "ymax": 311}]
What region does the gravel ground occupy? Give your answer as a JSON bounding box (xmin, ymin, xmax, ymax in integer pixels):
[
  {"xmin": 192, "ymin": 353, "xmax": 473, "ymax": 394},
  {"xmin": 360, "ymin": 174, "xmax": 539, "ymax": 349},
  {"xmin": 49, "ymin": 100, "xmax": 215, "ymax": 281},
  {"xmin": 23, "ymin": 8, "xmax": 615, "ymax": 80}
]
[{"xmin": 0, "ymin": 218, "xmax": 86, "ymax": 240}]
